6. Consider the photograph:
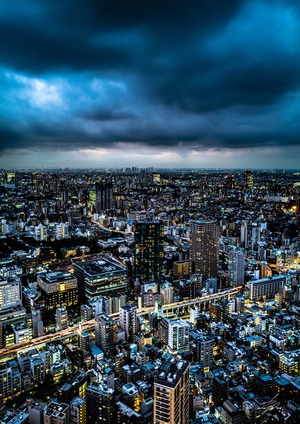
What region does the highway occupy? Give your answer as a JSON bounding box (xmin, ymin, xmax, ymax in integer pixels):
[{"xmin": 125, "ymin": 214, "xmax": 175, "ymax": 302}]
[{"xmin": 0, "ymin": 286, "xmax": 241, "ymax": 358}]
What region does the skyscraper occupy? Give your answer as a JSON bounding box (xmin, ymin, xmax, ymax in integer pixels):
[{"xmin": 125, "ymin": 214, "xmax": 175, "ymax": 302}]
[
  {"xmin": 228, "ymin": 250, "xmax": 245, "ymax": 287},
  {"xmin": 189, "ymin": 220, "xmax": 219, "ymax": 279},
  {"xmin": 244, "ymin": 169, "xmax": 253, "ymax": 189},
  {"xmin": 154, "ymin": 358, "xmax": 190, "ymax": 424},
  {"xmin": 134, "ymin": 221, "xmax": 164, "ymax": 284},
  {"xmin": 95, "ymin": 313, "xmax": 114, "ymax": 356},
  {"xmin": 119, "ymin": 304, "xmax": 137, "ymax": 341},
  {"xmin": 95, "ymin": 182, "xmax": 113, "ymax": 213}
]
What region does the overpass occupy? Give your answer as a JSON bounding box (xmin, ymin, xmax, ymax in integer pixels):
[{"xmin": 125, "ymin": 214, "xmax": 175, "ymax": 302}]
[{"xmin": 0, "ymin": 287, "xmax": 241, "ymax": 358}]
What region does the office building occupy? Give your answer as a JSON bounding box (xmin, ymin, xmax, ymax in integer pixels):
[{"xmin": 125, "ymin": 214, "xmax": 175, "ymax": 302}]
[
  {"xmin": 248, "ymin": 276, "xmax": 286, "ymax": 300},
  {"xmin": 86, "ymin": 382, "xmax": 115, "ymax": 424},
  {"xmin": 119, "ymin": 304, "xmax": 137, "ymax": 341},
  {"xmin": 134, "ymin": 221, "xmax": 165, "ymax": 284},
  {"xmin": 95, "ymin": 313, "xmax": 114, "ymax": 356},
  {"xmin": 189, "ymin": 220, "xmax": 219, "ymax": 278},
  {"xmin": 0, "ymin": 277, "xmax": 22, "ymax": 311},
  {"xmin": 74, "ymin": 258, "xmax": 128, "ymax": 303},
  {"xmin": 95, "ymin": 181, "xmax": 113, "ymax": 213},
  {"xmin": 228, "ymin": 250, "xmax": 245, "ymax": 287},
  {"xmin": 37, "ymin": 271, "xmax": 78, "ymax": 312},
  {"xmin": 154, "ymin": 358, "xmax": 189, "ymax": 424}
]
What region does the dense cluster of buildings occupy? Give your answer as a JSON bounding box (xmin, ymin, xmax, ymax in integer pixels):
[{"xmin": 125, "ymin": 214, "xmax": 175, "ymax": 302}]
[{"xmin": 0, "ymin": 168, "xmax": 300, "ymax": 423}]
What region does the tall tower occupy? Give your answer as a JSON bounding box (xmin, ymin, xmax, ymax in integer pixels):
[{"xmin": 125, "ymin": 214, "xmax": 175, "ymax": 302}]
[
  {"xmin": 154, "ymin": 358, "xmax": 189, "ymax": 424},
  {"xmin": 95, "ymin": 313, "xmax": 114, "ymax": 356},
  {"xmin": 119, "ymin": 304, "xmax": 137, "ymax": 341},
  {"xmin": 228, "ymin": 250, "xmax": 245, "ymax": 287},
  {"xmin": 95, "ymin": 182, "xmax": 113, "ymax": 213},
  {"xmin": 189, "ymin": 220, "xmax": 219, "ymax": 279},
  {"xmin": 134, "ymin": 221, "xmax": 164, "ymax": 284},
  {"xmin": 244, "ymin": 169, "xmax": 253, "ymax": 189}
]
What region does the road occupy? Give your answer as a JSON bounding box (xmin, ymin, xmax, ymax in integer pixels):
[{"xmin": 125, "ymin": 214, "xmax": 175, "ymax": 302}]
[{"xmin": 0, "ymin": 286, "xmax": 241, "ymax": 358}]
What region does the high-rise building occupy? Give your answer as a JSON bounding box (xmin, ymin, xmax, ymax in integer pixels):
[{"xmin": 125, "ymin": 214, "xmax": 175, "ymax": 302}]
[
  {"xmin": 134, "ymin": 221, "xmax": 164, "ymax": 284},
  {"xmin": 74, "ymin": 258, "xmax": 128, "ymax": 304},
  {"xmin": 228, "ymin": 250, "xmax": 245, "ymax": 287},
  {"xmin": 86, "ymin": 382, "xmax": 115, "ymax": 424},
  {"xmin": 95, "ymin": 182, "xmax": 113, "ymax": 213},
  {"xmin": 119, "ymin": 304, "xmax": 137, "ymax": 341},
  {"xmin": 0, "ymin": 361, "xmax": 21, "ymax": 401},
  {"xmin": 95, "ymin": 313, "xmax": 114, "ymax": 356},
  {"xmin": 189, "ymin": 220, "xmax": 219, "ymax": 278},
  {"xmin": 55, "ymin": 306, "xmax": 69, "ymax": 331},
  {"xmin": 154, "ymin": 358, "xmax": 190, "ymax": 424},
  {"xmin": 70, "ymin": 396, "xmax": 86, "ymax": 424},
  {"xmin": 244, "ymin": 169, "xmax": 253, "ymax": 189},
  {"xmin": 196, "ymin": 336, "xmax": 214, "ymax": 371},
  {"xmin": 167, "ymin": 320, "xmax": 190, "ymax": 353}
]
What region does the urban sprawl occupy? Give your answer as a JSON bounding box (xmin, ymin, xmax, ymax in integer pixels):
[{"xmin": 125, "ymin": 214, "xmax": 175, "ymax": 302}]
[{"xmin": 0, "ymin": 168, "xmax": 300, "ymax": 424}]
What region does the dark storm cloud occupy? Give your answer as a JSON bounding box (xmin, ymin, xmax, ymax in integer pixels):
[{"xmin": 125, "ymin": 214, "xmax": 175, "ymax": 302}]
[{"xmin": 0, "ymin": 0, "xmax": 300, "ymax": 156}]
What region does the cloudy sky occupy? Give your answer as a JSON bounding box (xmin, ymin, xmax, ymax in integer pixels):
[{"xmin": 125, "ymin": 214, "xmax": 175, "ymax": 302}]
[{"xmin": 1, "ymin": 0, "xmax": 300, "ymax": 169}]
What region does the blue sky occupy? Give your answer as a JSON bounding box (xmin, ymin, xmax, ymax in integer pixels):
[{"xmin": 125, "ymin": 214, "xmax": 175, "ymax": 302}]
[{"xmin": 1, "ymin": 0, "xmax": 300, "ymax": 169}]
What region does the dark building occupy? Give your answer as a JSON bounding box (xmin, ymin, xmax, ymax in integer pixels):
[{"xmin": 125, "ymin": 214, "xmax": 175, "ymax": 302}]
[
  {"xmin": 86, "ymin": 382, "xmax": 115, "ymax": 424},
  {"xmin": 95, "ymin": 313, "xmax": 114, "ymax": 356},
  {"xmin": 212, "ymin": 375, "xmax": 229, "ymax": 407},
  {"xmin": 134, "ymin": 221, "xmax": 164, "ymax": 284},
  {"xmin": 95, "ymin": 182, "xmax": 113, "ymax": 213},
  {"xmin": 189, "ymin": 220, "xmax": 219, "ymax": 279}
]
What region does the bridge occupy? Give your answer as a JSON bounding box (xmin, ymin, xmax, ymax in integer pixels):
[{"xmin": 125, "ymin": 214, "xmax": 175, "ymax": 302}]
[{"xmin": 0, "ymin": 287, "xmax": 241, "ymax": 358}]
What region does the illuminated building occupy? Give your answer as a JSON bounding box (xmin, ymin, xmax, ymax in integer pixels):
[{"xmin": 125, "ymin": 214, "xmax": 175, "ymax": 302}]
[
  {"xmin": 189, "ymin": 220, "xmax": 219, "ymax": 278},
  {"xmin": 0, "ymin": 276, "xmax": 22, "ymax": 312},
  {"xmin": 244, "ymin": 169, "xmax": 253, "ymax": 188},
  {"xmin": 248, "ymin": 275, "xmax": 285, "ymax": 300},
  {"xmin": 37, "ymin": 271, "xmax": 78, "ymax": 312},
  {"xmin": 228, "ymin": 250, "xmax": 245, "ymax": 287},
  {"xmin": 74, "ymin": 258, "xmax": 128, "ymax": 304},
  {"xmin": 55, "ymin": 306, "xmax": 69, "ymax": 331},
  {"xmin": 86, "ymin": 382, "xmax": 115, "ymax": 424},
  {"xmin": 134, "ymin": 221, "xmax": 164, "ymax": 284},
  {"xmin": 154, "ymin": 358, "xmax": 189, "ymax": 424},
  {"xmin": 119, "ymin": 304, "xmax": 137, "ymax": 341},
  {"xmin": 167, "ymin": 320, "xmax": 190, "ymax": 354},
  {"xmin": 70, "ymin": 397, "xmax": 86, "ymax": 424},
  {"xmin": 0, "ymin": 361, "xmax": 21, "ymax": 401},
  {"xmin": 196, "ymin": 336, "xmax": 214, "ymax": 371}
]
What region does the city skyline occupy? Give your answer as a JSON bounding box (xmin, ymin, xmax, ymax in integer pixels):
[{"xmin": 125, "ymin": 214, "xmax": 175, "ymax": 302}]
[{"xmin": 1, "ymin": 0, "xmax": 300, "ymax": 169}]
